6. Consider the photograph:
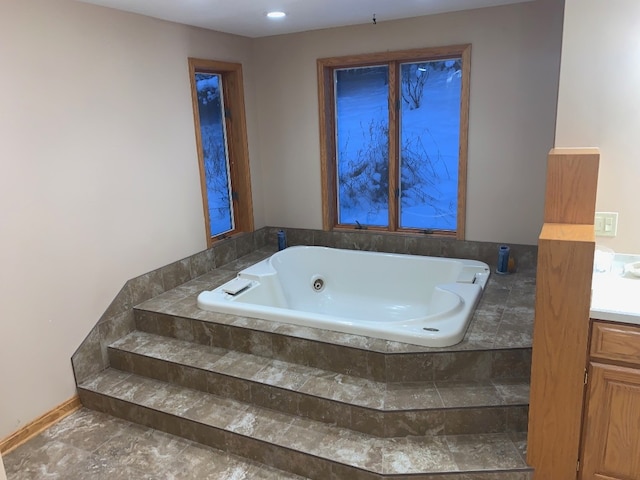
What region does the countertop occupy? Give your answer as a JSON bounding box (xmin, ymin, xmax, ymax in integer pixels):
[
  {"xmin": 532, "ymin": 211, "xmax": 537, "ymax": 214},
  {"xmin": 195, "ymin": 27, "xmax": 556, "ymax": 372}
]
[{"xmin": 591, "ymin": 253, "xmax": 640, "ymax": 325}]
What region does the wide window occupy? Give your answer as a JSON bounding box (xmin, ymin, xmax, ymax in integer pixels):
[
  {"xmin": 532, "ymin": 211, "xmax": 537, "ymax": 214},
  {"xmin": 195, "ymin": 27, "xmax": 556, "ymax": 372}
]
[
  {"xmin": 188, "ymin": 58, "xmax": 253, "ymax": 246},
  {"xmin": 318, "ymin": 45, "xmax": 470, "ymax": 238}
]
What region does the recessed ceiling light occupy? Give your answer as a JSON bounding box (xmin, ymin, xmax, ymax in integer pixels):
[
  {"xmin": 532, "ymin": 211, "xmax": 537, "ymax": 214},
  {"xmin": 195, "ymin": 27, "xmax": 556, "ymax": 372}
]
[{"xmin": 266, "ymin": 11, "xmax": 286, "ymax": 19}]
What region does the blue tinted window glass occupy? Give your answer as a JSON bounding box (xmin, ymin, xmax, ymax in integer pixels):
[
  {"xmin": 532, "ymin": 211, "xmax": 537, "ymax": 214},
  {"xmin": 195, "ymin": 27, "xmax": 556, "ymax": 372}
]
[
  {"xmin": 195, "ymin": 73, "xmax": 234, "ymax": 236},
  {"xmin": 399, "ymin": 59, "xmax": 461, "ymax": 231},
  {"xmin": 335, "ymin": 66, "xmax": 389, "ymax": 227}
]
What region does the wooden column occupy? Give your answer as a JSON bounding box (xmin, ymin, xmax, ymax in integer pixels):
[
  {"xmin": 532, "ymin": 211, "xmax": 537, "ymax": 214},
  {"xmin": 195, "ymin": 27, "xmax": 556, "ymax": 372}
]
[{"xmin": 527, "ymin": 148, "xmax": 599, "ymax": 479}]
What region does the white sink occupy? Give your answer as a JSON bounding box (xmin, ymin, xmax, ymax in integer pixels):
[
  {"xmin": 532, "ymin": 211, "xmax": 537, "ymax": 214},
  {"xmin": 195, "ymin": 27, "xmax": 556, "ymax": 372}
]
[{"xmin": 591, "ymin": 254, "xmax": 640, "ymax": 324}]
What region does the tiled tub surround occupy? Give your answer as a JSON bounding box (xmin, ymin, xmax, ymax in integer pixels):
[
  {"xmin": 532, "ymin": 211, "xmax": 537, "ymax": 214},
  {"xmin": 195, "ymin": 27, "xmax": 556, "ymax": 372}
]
[
  {"xmin": 71, "ymin": 227, "xmax": 536, "ymax": 479},
  {"xmin": 72, "ymin": 227, "xmax": 537, "ymax": 384}
]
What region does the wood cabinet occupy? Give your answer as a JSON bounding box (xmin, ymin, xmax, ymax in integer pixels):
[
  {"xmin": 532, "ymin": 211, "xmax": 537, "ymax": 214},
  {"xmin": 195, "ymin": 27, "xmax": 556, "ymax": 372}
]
[{"xmin": 580, "ymin": 321, "xmax": 640, "ymax": 480}]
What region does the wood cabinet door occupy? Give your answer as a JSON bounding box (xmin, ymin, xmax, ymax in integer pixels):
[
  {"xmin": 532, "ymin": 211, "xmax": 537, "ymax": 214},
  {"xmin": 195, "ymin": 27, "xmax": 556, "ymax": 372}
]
[{"xmin": 580, "ymin": 362, "xmax": 640, "ymax": 480}]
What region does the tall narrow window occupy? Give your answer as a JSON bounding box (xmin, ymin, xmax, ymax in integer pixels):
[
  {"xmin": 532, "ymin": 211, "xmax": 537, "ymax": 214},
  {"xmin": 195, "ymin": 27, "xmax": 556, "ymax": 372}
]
[
  {"xmin": 399, "ymin": 59, "xmax": 462, "ymax": 231},
  {"xmin": 335, "ymin": 66, "xmax": 389, "ymax": 227},
  {"xmin": 318, "ymin": 45, "xmax": 470, "ymax": 238},
  {"xmin": 189, "ymin": 59, "xmax": 253, "ymax": 246},
  {"xmin": 194, "ymin": 73, "xmax": 234, "ymax": 235}
]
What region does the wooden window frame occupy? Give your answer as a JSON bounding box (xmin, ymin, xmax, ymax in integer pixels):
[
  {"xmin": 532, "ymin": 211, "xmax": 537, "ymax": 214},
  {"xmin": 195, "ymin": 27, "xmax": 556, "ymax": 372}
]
[
  {"xmin": 188, "ymin": 58, "xmax": 254, "ymax": 247},
  {"xmin": 317, "ymin": 45, "xmax": 471, "ymax": 239}
]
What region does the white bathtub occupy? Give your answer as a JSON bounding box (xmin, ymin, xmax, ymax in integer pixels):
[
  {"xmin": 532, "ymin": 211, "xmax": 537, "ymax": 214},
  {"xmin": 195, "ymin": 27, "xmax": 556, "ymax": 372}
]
[{"xmin": 197, "ymin": 246, "xmax": 490, "ymax": 347}]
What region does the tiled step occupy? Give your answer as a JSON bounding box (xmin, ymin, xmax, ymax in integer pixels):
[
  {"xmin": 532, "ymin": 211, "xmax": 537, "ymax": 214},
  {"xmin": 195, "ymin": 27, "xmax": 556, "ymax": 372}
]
[
  {"xmin": 108, "ymin": 331, "xmax": 529, "ymax": 437},
  {"xmin": 134, "ymin": 309, "xmax": 532, "ymax": 383},
  {"xmin": 78, "ymin": 369, "xmax": 532, "ymax": 480}
]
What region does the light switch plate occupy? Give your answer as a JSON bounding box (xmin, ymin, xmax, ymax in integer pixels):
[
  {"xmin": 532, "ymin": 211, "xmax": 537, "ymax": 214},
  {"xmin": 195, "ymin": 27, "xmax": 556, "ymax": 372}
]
[{"xmin": 594, "ymin": 212, "xmax": 618, "ymax": 237}]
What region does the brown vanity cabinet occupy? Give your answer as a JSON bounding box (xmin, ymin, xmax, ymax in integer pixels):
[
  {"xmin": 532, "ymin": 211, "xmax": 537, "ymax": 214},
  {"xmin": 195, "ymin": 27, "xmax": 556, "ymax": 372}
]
[{"xmin": 580, "ymin": 321, "xmax": 640, "ymax": 479}]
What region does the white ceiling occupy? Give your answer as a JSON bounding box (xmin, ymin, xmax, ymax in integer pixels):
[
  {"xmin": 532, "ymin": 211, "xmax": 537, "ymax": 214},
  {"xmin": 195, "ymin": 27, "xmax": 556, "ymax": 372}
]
[{"xmin": 76, "ymin": 0, "xmax": 534, "ymax": 38}]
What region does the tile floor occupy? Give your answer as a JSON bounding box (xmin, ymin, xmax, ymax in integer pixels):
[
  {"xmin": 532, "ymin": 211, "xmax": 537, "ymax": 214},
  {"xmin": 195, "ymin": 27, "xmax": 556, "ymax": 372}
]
[
  {"xmin": 2, "ymin": 408, "xmax": 307, "ymax": 479},
  {"xmin": 3, "ymin": 407, "xmax": 531, "ymax": 479}
]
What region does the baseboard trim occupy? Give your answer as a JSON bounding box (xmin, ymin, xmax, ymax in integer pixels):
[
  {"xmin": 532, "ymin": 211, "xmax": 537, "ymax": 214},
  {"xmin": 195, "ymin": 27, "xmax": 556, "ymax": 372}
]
[{"xmin": 0, "ymin": 395, "xmax": 82, "ymax": 455}]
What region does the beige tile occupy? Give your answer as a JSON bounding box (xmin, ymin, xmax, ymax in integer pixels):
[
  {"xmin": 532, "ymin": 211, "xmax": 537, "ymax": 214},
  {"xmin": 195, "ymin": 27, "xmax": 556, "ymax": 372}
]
[
  {"xmin": 92, "ymin": 427, "xmax": 188, "ymax": 477},
  {"xmin": 298, "ymin": 373, "xmax": 366, "ymax": 403},
  {"xmin": 159, "ymin": 296, "xmax": 204, "ymax": 319},
  {"xmin": 297, "ymin": 394, "xmax": 351, "ymax": 427},
  {"xmin": 140, "ymin": 382, "xmax": 209, "ymax": 416},
  {"xmin": 250, "ymin": 383, "xmax": 300, "ymax": 415},
  {"xmin": 251, "ymin": 359, "xmax": 313, "ymax": 389},
  {"xmin": 79, "ymin": 369, "xmax": 130, "ymax": 391},
  {"xmin": 350, "ymin": 406, "xmax": 385, "ymax": 436},
  {"xmin": 509, "ymin": 431, "xmax": 529, "ymax": 463},
  {"xmin": 225, "ymin": 405, "xmax": 294, "ymax": 443},
  {"xmin": 491, "ymin": 350, "xmax": 532, "ymax": 380},
  {"xmin": 436, "ymin": 381, "xmax": 502, "ymax": 408},
  {"xmin": 3, "ymin": 439, "xmax": 95, "ymax": 479},
  {"xmin": 71, "ymin": 328, "xmax": 105, "ymax": 384},
  {"xmin": 39, "ymin": 408, "xmax": 131, "ymax": 452},
  {"xmin": 433, "ymin": 351, "xmax": 493, "ymax": 381},
  {"xmin": 285, "ymin": 417, "xmax": 337, "ymax": 454},
  {"xmin": 160, "ymin": 258, "xmax": 192, "ymax": 291},
  {"xmin": 182, "ymin": 394, "xmax": 247, "ymax": 428},
  {"xmin": 128, "ymin": 270, "xmax": 165, "ymax": 307},
  {"xmin": 110, "ymin": 330, "xmax": 153, "ymax": 352},
  {"xmin": 154, "ymin": 314, "xmax": 195, "ymax": 342},
  {"xmin": 228, "ymin": 326, "xmax": 274, "ymax": 357},
  {"xmin": 384, "ymin": 381, "xmax": 442, "ymax": 410},
  {"xmin": 203, "ymin": 373, "xmax": 250, "ymax": 404},
  {"xmin": 445, "ymin": 433, "xmax": 527, "ymax": 471},
  {"xmin": 384, "ymin": 410, "xmax": 445, "ymax": 437},
  {"xmin": 191, "ymin": 318, "xmax": 233, "ymax": 346},
  {"xmin": 506, "ymin": 405, "xmax": 529, "ymax": 433},
  {"xmin": 385, "ymin": 353, "xmax": 434, "ymax": 382},
  {"xmin": 382, "ymin": 436, "xmax": 457, "ymax": 474},
  {"xmin": 493, "ymin": 379, "xmax": 530, "ymax": 404},
  {"xmin": 444, "ymin": 407, "xmax": 507, "ymax": 435},
  {"xmin": 316, "ymin": 429, "xmax": 383, "ymax": 471},
  {"xmin": 166, "ymin": 363, "xmax": 208, "ymax": 392},
  {"xmin": 212, "ymin": 350, "xmax": 268, "ymax": 378}
]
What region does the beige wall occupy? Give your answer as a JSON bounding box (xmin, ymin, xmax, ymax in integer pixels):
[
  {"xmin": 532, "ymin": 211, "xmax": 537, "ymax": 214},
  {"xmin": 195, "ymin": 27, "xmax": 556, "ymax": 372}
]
[
  {"xmin": 0, "ymin": 453, "xmax": 6, "ymax": 480},
  {"xmin": 555, "ymin": 0, "xmax": 640, "ymax": 253},
  {"xmin": 252, "ymin": 0, "xmax": 564, "ymax": 245},
  {"xmin": 0, "ymin": 0, "xmax": 261, "ymax": 439}
]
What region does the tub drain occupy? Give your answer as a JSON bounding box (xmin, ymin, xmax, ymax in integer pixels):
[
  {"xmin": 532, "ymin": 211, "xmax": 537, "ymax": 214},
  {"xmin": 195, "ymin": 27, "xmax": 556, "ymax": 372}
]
[
  {"xmin": 312, "ymin": 277, "xmax": 325, "ymax": 292},
  {"xmin": 423, "ymin": 327, "xmax": 440, "ymax": 332}
]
